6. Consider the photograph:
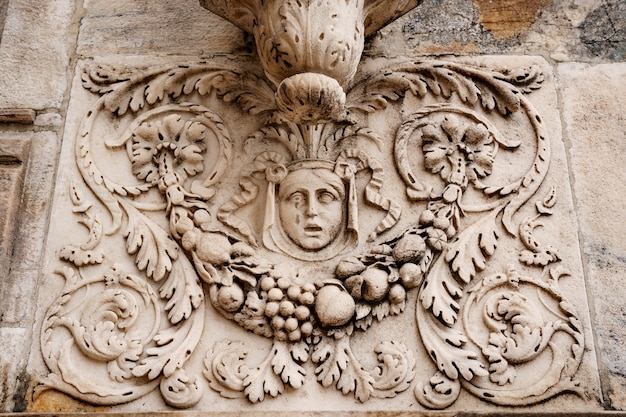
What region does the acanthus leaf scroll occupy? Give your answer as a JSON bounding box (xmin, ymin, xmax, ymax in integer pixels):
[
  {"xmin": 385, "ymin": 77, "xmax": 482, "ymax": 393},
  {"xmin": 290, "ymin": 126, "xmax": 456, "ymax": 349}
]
[{"xmin": 39, "ymin": 3, "xmax": 587, "ymax": 410}]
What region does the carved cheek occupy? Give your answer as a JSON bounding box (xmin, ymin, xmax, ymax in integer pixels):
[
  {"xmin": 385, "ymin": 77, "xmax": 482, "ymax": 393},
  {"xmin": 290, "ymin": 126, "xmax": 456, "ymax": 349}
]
[{"xmin": 321, "ymin": 200, "xmax": 343, "ymax": 226}]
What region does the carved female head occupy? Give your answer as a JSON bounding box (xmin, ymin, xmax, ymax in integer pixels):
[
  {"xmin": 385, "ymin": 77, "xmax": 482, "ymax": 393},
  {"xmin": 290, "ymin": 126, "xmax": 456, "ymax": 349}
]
[
  {"xmin": 261, "ymin": 159, "xmax": 358, "ymax": 261},
  {"xmin": 277, "ymin": 166, "xmax": 346, "ymax": 250},
  {"xmin": 218, "ymin": 150, "xmax": 398, "ymax": 262}
]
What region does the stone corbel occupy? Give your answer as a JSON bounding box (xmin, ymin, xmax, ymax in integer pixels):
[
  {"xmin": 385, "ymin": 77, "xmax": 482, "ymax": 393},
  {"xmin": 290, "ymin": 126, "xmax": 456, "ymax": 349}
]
[{"xmin": 199, "ymin": 0, "xmax": 421, "ymax": 124}]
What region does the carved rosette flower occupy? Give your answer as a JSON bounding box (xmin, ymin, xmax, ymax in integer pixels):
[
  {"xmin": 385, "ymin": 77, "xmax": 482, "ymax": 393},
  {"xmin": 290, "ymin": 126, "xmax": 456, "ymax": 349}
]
[
  {"xmin": 421, "ymin": 115, "xmax": 495, "ymax": 188},
  {"xmin": 131, "ymin": 114, "xmax": 207, "ymax": 186}
]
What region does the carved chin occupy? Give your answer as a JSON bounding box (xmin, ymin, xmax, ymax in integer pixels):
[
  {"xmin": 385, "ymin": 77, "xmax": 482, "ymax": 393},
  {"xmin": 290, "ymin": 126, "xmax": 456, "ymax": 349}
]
[{"xmin": 275, "ymin": 72, "xmax": 347, "ymax": 124}]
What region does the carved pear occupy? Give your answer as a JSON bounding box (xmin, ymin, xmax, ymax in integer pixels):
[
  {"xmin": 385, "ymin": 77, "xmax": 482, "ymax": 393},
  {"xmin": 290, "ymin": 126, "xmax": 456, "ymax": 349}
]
[{"xmin": 361, "ymin": 267, "xmax": 389, "ymax": 302}]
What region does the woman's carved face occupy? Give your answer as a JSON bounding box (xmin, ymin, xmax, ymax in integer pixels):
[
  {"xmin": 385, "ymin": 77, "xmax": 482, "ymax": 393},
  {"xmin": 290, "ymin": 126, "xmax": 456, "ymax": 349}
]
[{"xmin": 278, "ymin": 168, "xmax": 345, "ymax": 250}]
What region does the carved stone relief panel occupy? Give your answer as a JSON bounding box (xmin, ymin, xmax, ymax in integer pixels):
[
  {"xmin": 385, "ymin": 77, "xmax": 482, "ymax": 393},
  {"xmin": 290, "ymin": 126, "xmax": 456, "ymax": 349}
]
[{"xmin": 30, "ymin": 1, "xmax": 601, "ymax": 412}]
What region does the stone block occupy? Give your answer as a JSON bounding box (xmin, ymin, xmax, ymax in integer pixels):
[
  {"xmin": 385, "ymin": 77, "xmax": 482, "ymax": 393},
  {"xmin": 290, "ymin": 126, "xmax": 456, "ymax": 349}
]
[
  {"xmin": 0, "ymin": 135, "xmax": 30, "ymax": 281},
  {"xmin": 26, "ymin": 53, "xmax": 603, "ymax": 413},
  {"xmin": 0, "ymin": 0, "xmax": 75, "ymax": 109},
  {"xmin": 0, "ymin": 132, "xmax": 59, "ymax": 326},
  {"xmin": 0, "ymin": 109, "xmax": 35, "ymax": 124},
  {"xmin": 1, "ymin": 0, "xmax": 625, "ymax": 414},
  {"xmin": 0, "ymin": 0, "xmax": 8, "ymax": 41},
  {"xmin": 78, "ymin": 0, "xmax": 247, "ymax": 57},
  {"xmin": 0, "ymin": 327, "xmax": 31, "ymax": 412},
  {"xmin": 367, "ymin": 0, "xmax": 623, "ymax": 62},
  {"xmin": 559, "ymin": 62, "xmax": 626, "ymax": 410}
]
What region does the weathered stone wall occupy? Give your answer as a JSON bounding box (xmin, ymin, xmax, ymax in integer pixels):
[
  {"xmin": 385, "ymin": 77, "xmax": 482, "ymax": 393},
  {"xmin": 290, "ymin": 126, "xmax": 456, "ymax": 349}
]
[
  {"xmin": 0, "ymin": 1, "xmax": 8, "ymax": 43},
  {"xmin": 0, "ymin": 0, "xmax": 624, "ymax": 414}
]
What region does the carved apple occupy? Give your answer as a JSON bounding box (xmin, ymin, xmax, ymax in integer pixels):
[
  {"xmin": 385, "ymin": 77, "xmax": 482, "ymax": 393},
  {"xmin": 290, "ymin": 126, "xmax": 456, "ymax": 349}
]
[
  {"xmin": 399, "ymin": 262, "xmax": 423, "ymax": 289},
  {"xmin": 315, "ymin": 285, "xmax": 355, "ymax": 327},
  {"xmin": 388, "ymin": 284, "xmax": 406, "ymax": 305}
]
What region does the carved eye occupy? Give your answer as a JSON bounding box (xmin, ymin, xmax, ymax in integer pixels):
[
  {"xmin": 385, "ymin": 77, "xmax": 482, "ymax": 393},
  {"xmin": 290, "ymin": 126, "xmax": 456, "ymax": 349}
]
[
  {"xmin": 289, "ymin": 192, "xmax": 305, "ymax": 205},
  {"xmin": 318, "ymin": 191, "xmax": 337, "ymax": 204}
]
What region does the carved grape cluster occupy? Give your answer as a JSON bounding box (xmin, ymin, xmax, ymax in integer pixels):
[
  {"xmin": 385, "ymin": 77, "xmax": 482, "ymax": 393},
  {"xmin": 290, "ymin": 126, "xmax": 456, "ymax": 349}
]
[
  {"xmin": 223, "ymin": 271, "xmax": 319, "ymax": 343},
  {"xmin": 258, "ymin": 275, "xmax": 316, "ymax": 342}
]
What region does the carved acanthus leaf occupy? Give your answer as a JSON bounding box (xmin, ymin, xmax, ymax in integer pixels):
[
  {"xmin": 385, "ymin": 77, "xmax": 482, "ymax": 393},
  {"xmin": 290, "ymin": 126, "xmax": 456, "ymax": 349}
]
[
  {"xmin": 417, "ymin": 305, "xmax": 488, "ymax": 382},
  {"xmin": 132, "ymin": 305, "xmax": 204, "ymax": 380},
  {"xmin": 82, "ymin": 62, "xmax": 276, "ymax": 116},
  {"xmin": 495, "ymin": 65, "xmax": 545, "ymax": 93},
  {"xmin": 419, "ymin": 254, "xmax": 463, "ymax": 326},
  {"xmin": 415, "ymin": 371, "xmax": 461, "ymax": 409},
  {"xmin": 123, "ymin": 204, "xmax": 177, "ymax": 281},
  {"xmin": 371, "ymin": 341, "xmax": 416, "ymax": 398},
  {"xmin": 39, "ymin": 267, "xmax": 163, "ymax": 405},
  {"xmin": 455, "ymin": 270, "xmax": 585, "ymax": 406},
  {"xmin": 519, "ymin": 187, "xmax": 560, "ymax": 266},
  {"xmin": 269, "ymin": 342, "xmax": 307, "ymax": 390},
  {"xmin": 312, "ymin": 336, "xmax": 376, "ymax": 402},
  {"xmin": 160, "ymin": 255, "xmax": 205, "ymax": 323},
  {"xmin": 206, "ymin": 340, "xmax": 309, "ymax": 403},
  {"xmin": 159, "ymin": 369, "xmax": 202, "ymax": 409},
  {"xmin": 348, "ymin": 61, "xmax": 545, "ymax": 116},
  {"xmin": 445, "ymin": 209, "xmax": 500, "ymax": 285},
  {"xmin": 59, "ymin": 183, "xmax": 105, "ymax": 266}
]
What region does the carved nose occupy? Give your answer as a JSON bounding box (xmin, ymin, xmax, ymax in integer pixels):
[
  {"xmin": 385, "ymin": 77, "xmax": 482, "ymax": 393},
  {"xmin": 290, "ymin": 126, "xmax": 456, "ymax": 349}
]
[{"xmin": 306, "ymin": 199, "xmax": 319, "ymax": 216}]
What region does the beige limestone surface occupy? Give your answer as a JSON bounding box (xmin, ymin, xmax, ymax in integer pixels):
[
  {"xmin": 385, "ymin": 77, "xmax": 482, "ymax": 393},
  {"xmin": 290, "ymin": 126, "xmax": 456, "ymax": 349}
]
[
  {"xmin": 0, "ymin": 0, "xmax": 625, "ymax": 415},
  {"xmin": 24, "ymin": 48, "xmax": 602, "ymax": 412},
  {"xmin": 0, "ymin": 0, "xmax": 76, "ymax": 110},
  {"xmin": 559, "ymin": 63, "xmax": 626, "ymax": 410},
  {"xmin": 0, "ymin": 130, "xmax": 61, "ymax": 412}
]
